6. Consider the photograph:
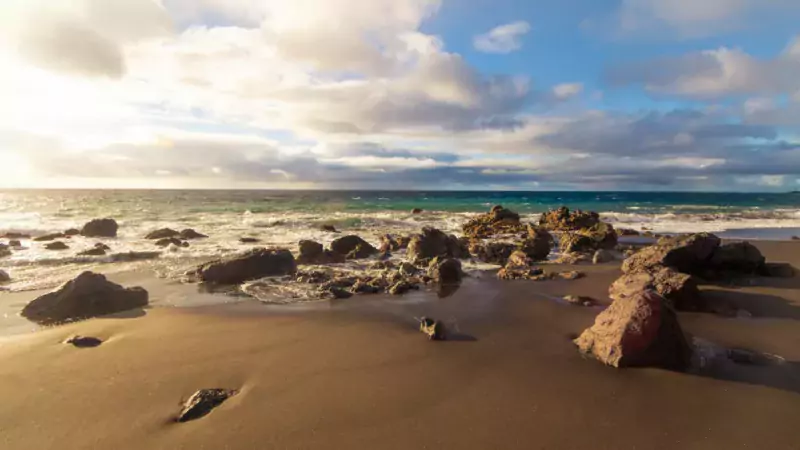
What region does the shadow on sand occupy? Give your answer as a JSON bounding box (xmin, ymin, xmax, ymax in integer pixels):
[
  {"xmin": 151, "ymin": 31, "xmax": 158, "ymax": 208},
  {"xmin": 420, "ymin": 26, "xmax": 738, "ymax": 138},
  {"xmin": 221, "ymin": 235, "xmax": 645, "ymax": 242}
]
[{"xmin": 701, "ymin": 289, "xmax": 800, "ymax": 320}]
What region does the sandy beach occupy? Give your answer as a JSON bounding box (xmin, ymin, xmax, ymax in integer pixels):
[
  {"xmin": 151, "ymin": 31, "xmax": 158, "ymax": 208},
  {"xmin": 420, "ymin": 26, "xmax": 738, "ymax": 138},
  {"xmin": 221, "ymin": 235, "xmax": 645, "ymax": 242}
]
[{"xmin": 0, "ymin": 240, "xmax": 798, "ymax": 449}]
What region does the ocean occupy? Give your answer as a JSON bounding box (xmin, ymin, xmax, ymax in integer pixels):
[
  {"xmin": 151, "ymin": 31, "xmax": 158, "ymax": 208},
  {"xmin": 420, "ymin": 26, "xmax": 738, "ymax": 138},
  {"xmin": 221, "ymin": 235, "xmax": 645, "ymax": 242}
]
[{"xmin": 1, "ymin": 189, "xmax": 799, "ymax": 292}]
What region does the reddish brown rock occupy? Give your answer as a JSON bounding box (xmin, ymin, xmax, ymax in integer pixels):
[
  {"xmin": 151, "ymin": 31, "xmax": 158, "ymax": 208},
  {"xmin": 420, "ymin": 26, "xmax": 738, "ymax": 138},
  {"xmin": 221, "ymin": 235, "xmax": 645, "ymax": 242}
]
[
  {"xmin": 539, "ymin": 206, "xmax": 600, "ymax": 231},
  {"xmin": 574, "ymin": 289, "xmax": 692, "ymax": 370},
  {"xmin": 610, "ymin": 268, "xmax": 701, "ymax": 311},
  {"xmin": 406, "ymin": 228, "xmax": 468, "ymax": 263},
  {"xmin": 194, "ymin": 248, "xmax": 296, "ymax": 284},
  {"xmin": 462, "ymin": 206, "xmax": 526, "ymax": 238},
  {"xmin": 330, "ymin": 235, "xmax": 378, "ymax": 259}
]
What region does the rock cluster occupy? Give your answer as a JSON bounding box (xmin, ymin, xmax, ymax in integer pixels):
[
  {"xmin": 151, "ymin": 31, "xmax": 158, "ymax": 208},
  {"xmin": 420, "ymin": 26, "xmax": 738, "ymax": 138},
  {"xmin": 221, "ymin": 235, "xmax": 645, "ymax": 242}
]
[
  {"xmin": 539, "ymin": 206, "xmax": 600, "ymax": 231},
  {"xmin": 462, "ymin": 205, "xmax": 526, "ymax": 239}
]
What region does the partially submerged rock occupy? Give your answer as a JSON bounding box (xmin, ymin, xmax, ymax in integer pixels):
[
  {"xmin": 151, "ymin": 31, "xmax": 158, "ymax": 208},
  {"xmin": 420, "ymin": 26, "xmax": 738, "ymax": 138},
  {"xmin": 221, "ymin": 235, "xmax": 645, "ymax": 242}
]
[
  {"xmin": 176, "ymin": 389, "xmax": 238, "ymax": 423},
  {"xmin": 194, "ymin": 248, "xmax": 297, "ymax": 284},
  {"xmin": 78, "ymin": 243, "xmax": 110, "ymax": 256},
  {"xmin": 574, "ymin": 289, "xmax": 692, "ymax": 370},
  {"xmin": 419, "ymin": 317, "xmax": 446, "ymax": 341},
  {"xmin": 319, "ymin": 224, "xmax": 338, "ymax": 233},
  {"xmin": 563, "ymin": 295, "xmax": 596, "ymax": 307},
  {"xmin": 145, "ymin": 228, "xmax": 180, "ymax": 240},
  {"xmin": 406, "ymin": 228, "xmax": 469, "ymax": 263},
  {"xmin": 33, "ymin": 233, "xmax": 65, "ymax": 242},
  {"xmin": 427, "ymin": 257, "xmax": 462, "ymax": 284},
  {"xmin": 21, "ymin": 272, "xmax": 148, "ymax": 325},
  {"xmin": 45, "ymin": 241, "xmax": 70, "ymax": 250},
  {"xmin": 462, "ymin": 205, "xmax": 525, "ymax": 239},
  {"xmin": 556, "ymin": 271, "xmax": 585, "ymax": 281},
  {"xmin": 539, "ymin": 206, "xmax": 600, "ymax": 231},
  {"xmin": 64, "ymin": 228, "xmax": 81, "ymax": 236},
  {"xmin": 330, "ymin": 235, "xmax": 378, "ymax": 259},
  {"xmin": 520, "ymin": 227, "xmax": 553, "ymax": 261},
  {"xmin": 389, "ymin": 280, "xmax": 416, "ymax": 295},
  {"xmin": 239, "ymin": 237, "xmax": 260, "ymax": 243},
  {"xmin": 155, "ymin": 237, "xmax": 188, "ymax": 248},
  {"xmin": 81, "ymin": 219, "xmax": 118, "ymax": 238},
  {"xmin": 0, "ymin": 270, "xmax": 9, "ymax": 283},
  {"xmin": 497, "ymin": 250, "xmax": 545, "ymax": 280},
  {"xmin": 64, "ymin": 335, "xmax": 103, "ymax": 348},
  {"xmin": 593, "ymin": 249, "xmax": 616, "ymax": 264},
  {"xmin": 411, "ymin": 208, "xmax": 423, "ymax": 214},
  {"xmin": 379, "ymin": 234, "xmax": 412, "ymax": 253},
  {"xmin": 297, "ymin": 240, "xmax": 345, "ymax": 265},
  {"xmin": 179, "ymin": 229, "xmax": 207, "ymax": 240}
]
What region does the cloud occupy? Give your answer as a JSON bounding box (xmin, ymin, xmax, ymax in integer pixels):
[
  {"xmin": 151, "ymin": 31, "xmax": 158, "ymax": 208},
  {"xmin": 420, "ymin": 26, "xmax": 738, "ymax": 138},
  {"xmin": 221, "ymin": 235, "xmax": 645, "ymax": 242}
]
[
  {"xmin": 552, "ymin": 83, "xmax": 584, "ymax": 100},
  {"xmin": 607, "ymin": 35, "xmax": 800, "ymax": 99},
  {"xmin": 473, "ymin": 21, "xmax": 531, "ymax": 54},
  {"xmin": 611, "ymin": 0, "xmax": 800, "ymax": 37}
]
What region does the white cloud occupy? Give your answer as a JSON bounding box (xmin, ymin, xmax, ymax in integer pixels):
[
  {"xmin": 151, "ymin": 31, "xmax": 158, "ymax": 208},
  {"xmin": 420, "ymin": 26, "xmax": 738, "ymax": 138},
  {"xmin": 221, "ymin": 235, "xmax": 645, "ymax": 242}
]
[
  {"xmin": 614, "ymin": 0, "xmax": 800, "ymax": 37},
  {"xmin": 552, "ymin": 83, "xmax": 584, "ymax": 100},
  {"xmin": 473, "ymin": 21, "xmax": 531, "ymax": 54}
]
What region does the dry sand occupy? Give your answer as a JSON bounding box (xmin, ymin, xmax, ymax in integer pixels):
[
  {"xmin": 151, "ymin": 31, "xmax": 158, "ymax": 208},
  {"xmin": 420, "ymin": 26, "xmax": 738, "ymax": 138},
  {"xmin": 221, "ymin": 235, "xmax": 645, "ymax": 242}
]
[{"xmin": 1, "ymin": 241, "xmax": 799, "ymax": 449}]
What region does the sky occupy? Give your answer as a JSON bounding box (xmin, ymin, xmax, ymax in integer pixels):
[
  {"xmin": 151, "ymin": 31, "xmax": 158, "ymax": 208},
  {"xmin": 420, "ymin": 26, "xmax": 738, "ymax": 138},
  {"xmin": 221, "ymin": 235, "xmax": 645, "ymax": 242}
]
[{"xmin": 0, "ymin": 0, "xmax": 799, "ymax": 191}]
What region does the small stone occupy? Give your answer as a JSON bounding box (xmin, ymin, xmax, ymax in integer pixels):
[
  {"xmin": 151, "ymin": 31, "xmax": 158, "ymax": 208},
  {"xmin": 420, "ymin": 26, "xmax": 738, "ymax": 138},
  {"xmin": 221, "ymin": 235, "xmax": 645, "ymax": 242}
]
[
  {"xmin": 64, "ymin": 335, "xmax": 103, "ymax": 348},
  {"xmin": 34, "ymin": 233, "xmax": 65, "ymax": 242},
  {"xmin": 563, "ymin": 295, "xmax": 596, "ymax": 306},
  {"xmin": 411, "ymin": 208, "xmax": 423, "ymax": 214},
  {"xmin": 180, "ymin": 229, "xmax": 207, "ymax": 240},
  {"xmin": 389, "ymin": 281, "xmax": 415, "ymax": 295},
  {"xmin": 557, "ymin": 271, "xmax": 585, "ymax": 280},
  {"xmin": 176, "ymin": 389, "xmax": 237, "ymax": 423},
  {"xmin": 419, "ymin": 317, "xmax": 446, "ymax": 341},
  {"xmin": 239, "ymin": 237, "xmax": 260, "ymax": 243},
  {"xmin": 328, "ymin": 287, "xmax": 353, "ymax": 299},
  {"xmin": 45, "ymin": 241, "xmax": 69, "ymax": 250},
  {"xmin": 320, "ymin": 224, "xmax": 338, "ymax": 233}
]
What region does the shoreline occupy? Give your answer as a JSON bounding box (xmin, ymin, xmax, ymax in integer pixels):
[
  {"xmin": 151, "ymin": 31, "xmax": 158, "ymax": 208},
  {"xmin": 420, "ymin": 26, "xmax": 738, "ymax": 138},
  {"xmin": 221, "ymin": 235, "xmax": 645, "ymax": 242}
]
[{"xmin": 1, "ymin": 240, "xmax": 799, "ymax": 448}]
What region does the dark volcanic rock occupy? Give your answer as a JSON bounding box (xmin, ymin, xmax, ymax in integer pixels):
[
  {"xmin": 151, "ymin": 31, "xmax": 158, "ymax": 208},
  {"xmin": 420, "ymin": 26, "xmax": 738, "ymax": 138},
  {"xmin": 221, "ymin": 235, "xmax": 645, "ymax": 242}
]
[
  {"xmin": 469, "ymin": 241, "xmax": 517, "ymax": 265},
  {"xmin": 406, "ymin": 228, "xmax": 469, "ymax": 263},
  {"xmin": 574, "ymin": 289, "xmax": 692, "ymax": 370},
  {"xmin": 21, "ymin": 272, "xmax": 148, "ymax": 325},
  {"xmin": 64, "ymin": 335, "xmax": 103, "ymax": 348},
  {"xmin": 320, "ymin": 224, "xmax": 338, "ymax": 233},
  {"xmin": 33, "ymin": 233, "xmax": 65, "ymax": 242},
  {"xmin": 45, "ymin": 241, "xmax": 69, "ymax": 250},
  {"xmin": 63, "ymin": 228, "xmax": 81, "ymax": 236},
  {"xmin": 419, "ymin": 317, "xmax": 446, "ymax": 341},
  {"xmin": 239, "ymin": 237, "xmax": 260, "ymax": 243},
  {"xmin": 330, "ymin": 235, "xmax": 378, "ymax": 259},
  {"xmin": 610, "ymin": 268, "xmax": 701, "ymax": 311},
  {"xmin": 708, "ymin": 242, "xmax": 765, "ymax": 274},
  {"xmin": 3, "ymin": 232, "xmax": 30, "ymax": 239},
  {"xmin": 81, "ymin": 219, "xmax": 118, "ymax": 238},
  {"xmin": 411, "ymin": 208, "xmax": 424, "ymax": 214},
  {"xmin": 761, "ymin": 262, "xmax": 795, "ymax": 278},
  {"xmin": 145, "ymin": 228, "xmax": 180, "ymax": 240},
  {"xmin": 195, "ymin": 248, "xmax": 297, "ymax": 284},
  {"xmin": 78, "ymin": 243, "xmax": 111, "ymax": 256},
  {"xmin": 462, "ymin": 206, "xmax": 525, "ymax": 239},
  {"xmin": 427, "ymin": 257, "xmax": 462, "ymax": 284},
  {"xmin": 155, "ymin": 237, "xmax": 188, "ymax": 248},
  {"xmin": 179, "ymin": 229, "xmax": 208, "ymax": 240},
  {"xmin": 622, "ymin": 233, "xmax": 721, "ymax": 275},
  {"xmin": 0, "ymin": 270, "xmax": 9, "ymax": 283},
  {"xmin": 539, "ymin": 206, "xmax": 600, "ymax": 231},
  {"xmin": 176, "ymin": 389, "xmax": 237, "ymax": 423}
]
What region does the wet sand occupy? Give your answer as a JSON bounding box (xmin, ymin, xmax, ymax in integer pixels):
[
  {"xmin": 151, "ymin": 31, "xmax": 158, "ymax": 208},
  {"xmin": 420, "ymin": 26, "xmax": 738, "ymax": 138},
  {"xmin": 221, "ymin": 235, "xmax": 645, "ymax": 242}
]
[{"xmin": 1, "ymin": 241, "xmax": 799, "ymax": 449}]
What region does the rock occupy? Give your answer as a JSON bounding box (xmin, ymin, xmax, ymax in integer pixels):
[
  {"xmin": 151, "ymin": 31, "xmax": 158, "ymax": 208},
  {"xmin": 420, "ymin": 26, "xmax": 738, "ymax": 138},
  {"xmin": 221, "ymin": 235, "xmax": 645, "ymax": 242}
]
[
  {"xmin": 411, "ymin": 208, "xmax": 424, "ymax": 214},
  {"xmin": 239, "ymin": 237, "xmax": 260, "ymax": 243},
  {"xmin": 176, "ymin": 389, "xmax": 238, "ymax": 423},
  {"xmin": 574, "ymin": 289, "xmax": 692, "ymax": 369},
  {"xmin": 427, "ymin": 257, "xmax": 462, "ymax": 284},
  {"xmin": 552, "ymin": 252, "xmax": 592, "ymax": 265},
  {"xmin": 81, "ymin": 219, "xmax": 118, "ymax": 238},
  {"xmin": 33, "ymin": 233, "xmax": 65, "ymax": 242},
  {"xmin": 462, "ymin": 206, "xmax": 525, "ymax": 238},
  {"xmin": 557, "ymin": 271, "xmax": 585, "ymax": 280},
  {"xmin": 419, "ymin": 317, "xmax": 446, "ymax": 341},
  {"xmin": 64, "ymin": 335, "xmax": 103, "ymax": 348},
  {"xmin": 327, "ymin": 287, "xmax": 353, "ymax": 299},
  {"xmin": 520, "ymin": 227, "xmax": 552, "ymax": 261},
  {"xmin": 145, "ymin": 228, "xmax": 180, "ymax": 240},
  {"xmin": 0, "ymin": 245, "xmax": 10, "ymax": 258},
  {"xmin": 389, "ymin": 280, "xmax": 415, "ymax": 295},
  {"xmin": 559, "ymin": 233, "xmax": 597, "ymax": 254},
  {"xmin": 792, "ymin": 236, "xmax": 800, "ymax": 240},
  {"xmin": 559, "ymin": 223, "xmax": 618, "ymax": 254},
  {"xmin": 330, "ymin": 235, "xmax": 378, "ymax": 259},
  {"xmin": 21, "ymin": 272, "xmax": 148, "ymax": 325},
  {"xmin": 761, "ymin": 262, "xmax": 795, "ymax": 278},
  {"xmin": 63, "ymin": 228, "xmax": 81, "ymax": 236},
  {"xmin": 584, "ymin": 222, "xmax": 618, "ymax": 250},
  {"xmin": 110, "ymin": 251, "xmax": 161, "ymax": 262},
  {"xmin": 469, "ymin": 241, "xmax": 517, "ymax": 265},
  {"xmin": 379, "ymin": 234, "xmax": 411, "ymax": 253},
  {"xmin": 498, "ymin": 265, "xmax": 544, "ymax": 280},
  {"xmin": 398, "ymin": 262, "xmax": 418, "ymax": 277},
  {"xmin": 8, "ymin": 240, "xmax": 21, "ymax": 247},
  {"xmin": 617, "ymin": 228, "xmax": 640, "ymax": 236},
  {"xmin": 539, "ymin": 206, "xmax": 600, "ymax": 231},
  {"xmin": 78, "ymin": 243, "xmax": 110, "ymax": 256},
  {"xmin": 406, "ymin": 228, "xmax": 469, "ymax": 263},
  {"xmin": 563, "ymin": 295, "xmax": 596, "ymax": 307},
  {"xmin": 155, "ymin": 237, "xmax": 188, "ymax": 248},
  {"xmin": 622, "ymin": 233, "xmax": 721, "ymax": 275},
  {"xmin": 0, "ymin": 270, "xmax": 9, "ymax": 283},
  {"xmin": 350, "ymin": 279, "xmax": 382, "ymax": 294},
  {"xmin": 320, "ymin": 224, "xmax": 338, "ymax": 233},
  {"xmin": 180, "ymin": 229, "xmax": 208, "ymax": 240},
  {"xmin": 194, "ymin": 248, "xmax": 297, "ymax": 284},
  {"xmin": 610, "ymin": 268, "xmax": 701, "ymax": 311},
  {"xmin": 3, "ymin": 232, "xmax": 30, "ymax": 239},
  {"xmin": 708, "ymin": 241, "xmax": 765, "ymax": 274},
  {"xmin": 45, "ymin": 241, "xmax": 69, "ymax": 250},
  {"xmin": 297, "ymin": 240, "xmax": 345, "ymax": 265},
  {"xmin": 593, "ymin": 249, "xmax": 616, "ymax": 264}
]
